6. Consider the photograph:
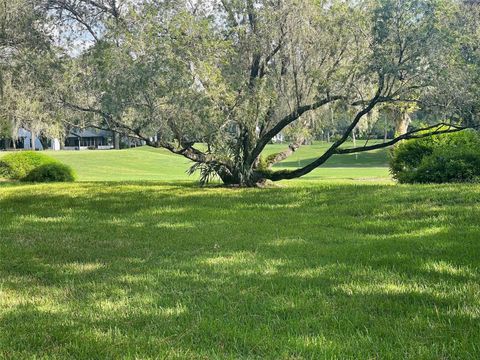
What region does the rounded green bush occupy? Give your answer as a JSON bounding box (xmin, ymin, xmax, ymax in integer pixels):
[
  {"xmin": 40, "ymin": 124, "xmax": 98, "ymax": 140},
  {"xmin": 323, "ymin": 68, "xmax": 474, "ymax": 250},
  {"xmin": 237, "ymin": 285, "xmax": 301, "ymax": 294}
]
[
  {"xmin": 23, "ymin": 163, "xmax": 76, "ymax": 183},
  {"xmin": 390, "ymin": 129, "xmax": 480, "ymax": 183},
  {"xmin": 0, "ymin": 151, "xmax": 57, "ymax": 180}
]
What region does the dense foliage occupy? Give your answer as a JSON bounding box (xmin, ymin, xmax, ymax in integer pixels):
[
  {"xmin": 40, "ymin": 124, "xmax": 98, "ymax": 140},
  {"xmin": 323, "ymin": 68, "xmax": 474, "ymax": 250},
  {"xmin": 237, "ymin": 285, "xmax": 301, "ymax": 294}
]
[
  {"xmin": 390, "ymin": 130, "xmax": 480, "ymax": 183},
  {"xmin": 23, "ymin": 162, "xmax": 76, "ymax": 182},
  {"xmin": 0, "ymin": 151, "xmax": 56, "ymax": 179}
]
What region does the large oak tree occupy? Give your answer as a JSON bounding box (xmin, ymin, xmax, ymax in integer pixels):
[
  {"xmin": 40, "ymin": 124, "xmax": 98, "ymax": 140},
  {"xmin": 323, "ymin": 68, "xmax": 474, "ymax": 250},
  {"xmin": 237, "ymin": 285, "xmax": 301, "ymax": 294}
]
[{"xmin": 44, "ymin": 0, "xmax": 480, "ymax": 185}]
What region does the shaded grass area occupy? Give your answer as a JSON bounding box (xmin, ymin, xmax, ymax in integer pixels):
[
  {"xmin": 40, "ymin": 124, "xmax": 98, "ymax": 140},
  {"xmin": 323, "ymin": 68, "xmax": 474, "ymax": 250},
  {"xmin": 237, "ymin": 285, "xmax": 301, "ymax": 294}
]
[
  {"xmin": 0, "ymin": 141, "xmax": 391, "ymax": 182},
  {"xmin": 1, "ymin": 182, "xmax": 479, "ymax": 359}
]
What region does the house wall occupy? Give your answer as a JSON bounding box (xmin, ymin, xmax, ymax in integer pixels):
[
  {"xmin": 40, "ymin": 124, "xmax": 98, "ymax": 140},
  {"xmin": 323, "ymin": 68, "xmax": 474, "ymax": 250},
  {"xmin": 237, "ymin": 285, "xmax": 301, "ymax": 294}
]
[
  {"xmin": 15, "ymin": 129, "xmax": 60, "ymax": 151},
  {"xmin": 3, "ymin": 128, "xmax": 144, "ymax": 151}
]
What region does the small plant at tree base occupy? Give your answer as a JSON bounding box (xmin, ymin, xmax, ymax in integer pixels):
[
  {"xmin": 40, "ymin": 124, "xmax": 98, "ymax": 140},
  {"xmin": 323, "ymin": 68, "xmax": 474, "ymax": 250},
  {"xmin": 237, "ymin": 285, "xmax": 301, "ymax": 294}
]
[
  {"xmin": 390, "ymin": 130, "xmax": 480, "ymax": 183},
  {"xmin": 23, "ymin": 163, "xmax": 76, "ymax": 183},
  {"xmin": 0, "ymin": 151, "xmax": 57, "ymax": 180}
]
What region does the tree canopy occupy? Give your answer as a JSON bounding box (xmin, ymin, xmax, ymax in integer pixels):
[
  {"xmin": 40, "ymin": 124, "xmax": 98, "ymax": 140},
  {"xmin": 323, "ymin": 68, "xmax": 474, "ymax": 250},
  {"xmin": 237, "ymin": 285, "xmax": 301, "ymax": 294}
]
[{"xmin": 1, "ymin": 0, "xmax": 479, "ymax": 185}]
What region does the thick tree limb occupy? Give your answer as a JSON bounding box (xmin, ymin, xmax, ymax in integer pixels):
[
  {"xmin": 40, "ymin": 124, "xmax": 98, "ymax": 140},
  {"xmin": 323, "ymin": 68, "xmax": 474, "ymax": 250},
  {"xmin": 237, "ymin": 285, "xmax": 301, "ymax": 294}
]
[
  {"xmin": 263, "ymin": 76, "xmax": 385, "ymax": 181},
  {"xmin": 335, "ymin": 123, "xmax": 471, "ymax": 154},
  {"xmin": 264, "ymin": 138, "xmax": 304, "ymax": 167},
  {"xmin": 249, "ymin": 91, "xmax": 412, "ymax": 168},
  {"xmin": 248, "ymin": 95, "xmax": 344, "ymax": 166}
]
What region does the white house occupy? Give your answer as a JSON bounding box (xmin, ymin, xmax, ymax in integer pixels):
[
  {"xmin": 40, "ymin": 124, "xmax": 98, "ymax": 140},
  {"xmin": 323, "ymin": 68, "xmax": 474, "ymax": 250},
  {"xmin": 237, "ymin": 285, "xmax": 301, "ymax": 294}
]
[{"xmin": 1, "ymin": 128, "xmax": 144, "ymax": 151}]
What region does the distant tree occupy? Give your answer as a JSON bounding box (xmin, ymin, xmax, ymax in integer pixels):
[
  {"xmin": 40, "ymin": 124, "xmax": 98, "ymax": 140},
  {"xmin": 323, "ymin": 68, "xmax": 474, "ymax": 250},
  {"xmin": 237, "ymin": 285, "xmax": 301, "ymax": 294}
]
[
  {"xmin": 45, "ymin": 0, "xmax": 146, "ymax": 149},
  {"xmin": 0, "ymin": 0, "xmax": 60, "ymax": 149}
]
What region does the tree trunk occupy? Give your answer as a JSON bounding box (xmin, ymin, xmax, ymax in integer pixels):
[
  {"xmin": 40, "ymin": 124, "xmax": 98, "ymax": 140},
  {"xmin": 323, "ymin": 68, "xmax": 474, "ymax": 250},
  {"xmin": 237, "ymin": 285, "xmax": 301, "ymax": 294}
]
[
  {"xmin": 31, "ymin": 131, "xmax": 37, "ymax": 151},
  {"xmin": 216, "ymin": 161, "xmax": 266, "ymax": 187},
  {"xmin": 113, "ymin": 131, "xmax": 120, "ymax": 150},
  {"xmin": 352, "ymin": 129, "xmax": 358, "ymax": 160},
  {"xmin": 39, "ymin": 136, "xmax": 49, "ymax": 150},
  {"xmin": 394, "ymin": 109, "xmax": 411, "ymax": 137}
]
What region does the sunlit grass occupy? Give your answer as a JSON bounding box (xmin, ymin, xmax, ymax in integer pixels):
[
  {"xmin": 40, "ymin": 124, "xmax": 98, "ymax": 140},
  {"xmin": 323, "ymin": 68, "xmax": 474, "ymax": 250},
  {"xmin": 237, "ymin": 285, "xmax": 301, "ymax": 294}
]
[{"xmin": 1, "ymin": 182, "xmax": 479, "ymax": 358}]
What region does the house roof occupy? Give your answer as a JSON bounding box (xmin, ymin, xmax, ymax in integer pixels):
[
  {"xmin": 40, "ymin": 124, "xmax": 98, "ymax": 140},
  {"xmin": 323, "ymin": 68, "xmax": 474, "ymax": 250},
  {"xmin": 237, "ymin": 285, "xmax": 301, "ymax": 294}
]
[{"xmin": 67, "ymin": 128, "xmax": 112, "ymax": 138}]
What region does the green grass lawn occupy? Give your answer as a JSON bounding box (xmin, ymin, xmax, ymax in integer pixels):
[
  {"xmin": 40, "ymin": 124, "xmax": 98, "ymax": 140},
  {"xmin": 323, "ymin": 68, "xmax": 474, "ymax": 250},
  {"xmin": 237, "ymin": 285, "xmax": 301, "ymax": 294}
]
[
  {"xmin": 1, "ymin": 182, "xmax": 480, "ymax": 359},
  {"xmin": 1, "ymin": 144, "xmax": 478, "ymax": 358},
  {"xmin": 13, "ymin": 141, "xmax": 389, "ymax": 183}
]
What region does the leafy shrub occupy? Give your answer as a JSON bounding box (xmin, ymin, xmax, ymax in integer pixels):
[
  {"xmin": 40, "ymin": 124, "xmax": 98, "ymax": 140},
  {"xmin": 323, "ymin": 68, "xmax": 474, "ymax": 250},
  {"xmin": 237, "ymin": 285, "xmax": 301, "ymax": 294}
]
[
  {"xmin": 0, "ymin": 151, "xmax": 57, "ymax": 180},
  {"xmin": 414, "ymin": 149, "xmax": 480, "ymax": 183},
  {"xmin": 23, "ymin": 163, "xmax": 76, "ymax": 183},
  {"xmin": 390, "ymin": 130, "xmax": 480, "ymax": 183}
]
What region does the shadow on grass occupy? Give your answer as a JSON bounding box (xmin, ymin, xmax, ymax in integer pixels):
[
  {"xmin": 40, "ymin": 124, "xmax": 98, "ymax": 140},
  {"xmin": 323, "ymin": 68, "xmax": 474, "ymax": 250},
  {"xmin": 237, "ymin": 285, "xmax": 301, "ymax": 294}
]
[{"xmin": 1, "ymin": 183, "xmax": 479, "ymax": 358}]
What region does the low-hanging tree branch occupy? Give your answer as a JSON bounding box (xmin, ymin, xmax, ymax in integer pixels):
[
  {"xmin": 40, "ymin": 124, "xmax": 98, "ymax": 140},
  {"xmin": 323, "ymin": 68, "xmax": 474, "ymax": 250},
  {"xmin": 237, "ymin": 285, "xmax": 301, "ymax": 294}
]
[
  {"xmin": 335, "ymin": 123, "xmax": 472, "ymax": 154},
  {"xmin": 256, "ymin": 94, "xmax": 420, "ymax": 168},
  {"xmin": 248, "ymin": 95, "xmax": 345, "ymax": 166},
  {"xmin": 59, "ymin": 97, "xmax": 233, "ymax": 170},
  {"xmin": 263, "ymin": 75, "xmax": 385, "ymax": 181},
  {"xmin": 248, "ymin": 89, "xmax": 415, "ymax": 168}
]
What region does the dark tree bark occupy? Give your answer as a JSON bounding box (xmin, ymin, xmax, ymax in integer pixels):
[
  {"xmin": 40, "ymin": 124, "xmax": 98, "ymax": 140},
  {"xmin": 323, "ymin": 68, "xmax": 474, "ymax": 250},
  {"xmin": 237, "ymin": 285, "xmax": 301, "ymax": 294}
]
[{"xmin": 39, "ymin": 136, "xmax": 49, "ymax": 150}]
